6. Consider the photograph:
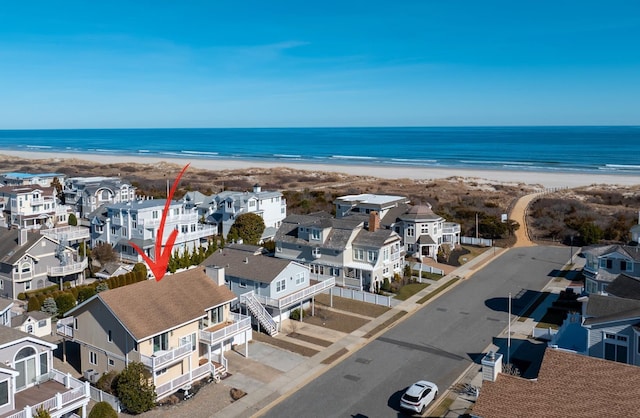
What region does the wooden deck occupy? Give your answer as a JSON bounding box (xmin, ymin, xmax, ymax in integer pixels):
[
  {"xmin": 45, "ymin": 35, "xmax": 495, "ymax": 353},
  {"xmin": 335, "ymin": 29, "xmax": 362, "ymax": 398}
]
[{"xmin": 1, "ymin": 380, "xmax": 66, "ymax": 417}]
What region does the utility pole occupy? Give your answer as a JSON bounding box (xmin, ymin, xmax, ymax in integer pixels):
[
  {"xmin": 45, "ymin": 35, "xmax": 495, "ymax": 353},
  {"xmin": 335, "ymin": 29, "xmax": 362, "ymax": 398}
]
[
  {"xmin": 507, "ymin": 292, "xmax": 512, "ymax": 366},
  {"xmin": 475, "ymin": 213, "xmax": 479, "ymax": 239}
]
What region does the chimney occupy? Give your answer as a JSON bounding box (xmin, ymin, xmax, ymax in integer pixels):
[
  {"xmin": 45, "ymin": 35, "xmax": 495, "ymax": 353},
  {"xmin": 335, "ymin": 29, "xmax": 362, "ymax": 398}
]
[
  {"xmin": 481, "ymin": 351, "xmax": 503, "ymax": 382},
  {"xmin": 253, "ymin": 184, "xmax": 261, "ymax": 193},
  {"xmin": 205, "ymin": 265, "xmax": 226, "ymax": 286},
  {"xmin": 18, "ymin": 228, "xmax": 28, "ymax": 246},
  {"xmin": 369, "ymin": 211, "xmax": 380, "ymax": 232}
]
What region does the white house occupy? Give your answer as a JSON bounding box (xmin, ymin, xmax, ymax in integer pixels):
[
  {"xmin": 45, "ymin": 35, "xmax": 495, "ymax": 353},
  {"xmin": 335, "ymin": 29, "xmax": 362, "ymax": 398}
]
[
  {"xmin": 0, "ymin": 185, "xmax": 69, "ymax": 230},
  {"xmin": 186, "ymin": 184, "xmax": 286, "ymax": 242},
  {"xmin": 0, "ymin": 172, "xmax": 64, "ymax": 188},
  {"xmin": 63, "ymin": 176, "xmax": 136, "ymax": 218},
  {"xmin": 394, "ymin": 204, "xmax": 461, "ymax": 260},
  {"xmin": 89, "ymin": 198, "xmax": 216, "ymax": 263}
]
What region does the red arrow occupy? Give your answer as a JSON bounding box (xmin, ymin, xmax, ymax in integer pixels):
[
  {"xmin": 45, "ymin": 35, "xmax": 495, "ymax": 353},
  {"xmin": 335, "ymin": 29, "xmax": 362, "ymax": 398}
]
[{"xmin": 130, "ymin": 163, "xmax": 190, "ymax": 281}]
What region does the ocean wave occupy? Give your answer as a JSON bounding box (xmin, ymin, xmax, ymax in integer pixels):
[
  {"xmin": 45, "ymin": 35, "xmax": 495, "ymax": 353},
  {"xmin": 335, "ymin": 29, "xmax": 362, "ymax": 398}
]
[
  {"xmin": 460, "ymin": 160, "xmax": 535, "ymax": 166},
  {"xmin": 603, "ymin": 164, "xmax": 640, "ymax": 170},
  {"xmin": 391, "ymin": 158, "xmax": 438, "ymax": 164},
  {"xmin": 25, "ymin": 145, "xmax": 52, "ymax": 149},
  {"xmin": 180, "ymin": 150, "xmax": 219, "ymax": 156},
  {"xmin": 331, "ymin": 155, "xmax": 377, "ymax": 160},
  {"xmin": 274, "ymin": 154, "xmax": 302, "ymax": 158}
]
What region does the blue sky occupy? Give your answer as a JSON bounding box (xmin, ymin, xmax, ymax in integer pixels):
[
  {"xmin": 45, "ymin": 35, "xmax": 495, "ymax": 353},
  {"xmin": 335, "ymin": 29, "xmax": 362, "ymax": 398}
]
[{"xmin": 1, "ymin": 1, "xmax": 639, "ymax": 128}]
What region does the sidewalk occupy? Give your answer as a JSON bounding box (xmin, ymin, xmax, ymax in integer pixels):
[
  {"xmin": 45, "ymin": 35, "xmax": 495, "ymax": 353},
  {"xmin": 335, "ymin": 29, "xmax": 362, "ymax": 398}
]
[{"xmin": 218, "ymin": 247, "xmax": 509, "ymax": 418}]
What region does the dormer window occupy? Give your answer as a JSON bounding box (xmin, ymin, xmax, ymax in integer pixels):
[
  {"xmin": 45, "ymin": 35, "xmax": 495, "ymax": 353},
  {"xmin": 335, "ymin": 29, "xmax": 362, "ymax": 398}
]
[{"xmin": 311, "ymin": 229, "xmax": 321, "ymax": 240}]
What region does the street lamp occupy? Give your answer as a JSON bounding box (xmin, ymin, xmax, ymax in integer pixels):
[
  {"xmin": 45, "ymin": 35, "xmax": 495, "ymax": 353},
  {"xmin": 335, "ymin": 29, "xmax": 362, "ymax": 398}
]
[{"xmin": 570, "ymin": 235, "xmax": 574, "ymax": 262}]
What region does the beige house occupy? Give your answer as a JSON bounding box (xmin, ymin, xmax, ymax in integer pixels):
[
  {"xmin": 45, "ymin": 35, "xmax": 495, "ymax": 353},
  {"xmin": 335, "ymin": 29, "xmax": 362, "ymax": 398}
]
[
  {"xmin": 59, "ymin": 268, "xmax": 252, "ymax": 400},
  {"xmin": 11, "ymin": 311, "xmax": 52, "ymax": 338}
]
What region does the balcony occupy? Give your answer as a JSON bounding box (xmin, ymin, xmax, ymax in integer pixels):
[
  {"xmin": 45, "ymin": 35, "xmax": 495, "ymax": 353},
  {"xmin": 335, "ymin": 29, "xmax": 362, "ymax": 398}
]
[
  {"xmin": 155, "ymin": 361, "xmax": 216, "ymax": 400},
  {"xmin": 41, "ymin": 226, "xmax": 90, "ymax": 242},
  {"xmin": 56, "ymin": 317, "xmax": 74, "ymax": 339},
  {"xmin": 47, "ymin": 259, "xmax": 88, "ymax": 277},
  {"xmin": 443, "ymin": 223, "xmax": 461, "ymax": 235},
  {"xmin": 199, "ymin": 313, "xmax": 251, "ymax": 346},
  {"xmin": 254, "ymin": 278, "xmax": 336, "ymax": 310},
  {"xmin": 5, "ymin": 370, "xmax": 90, "ymax": 418},
  {"xmin": 140, "ymin": 342, "xmax": 193, "ymax": 370}
]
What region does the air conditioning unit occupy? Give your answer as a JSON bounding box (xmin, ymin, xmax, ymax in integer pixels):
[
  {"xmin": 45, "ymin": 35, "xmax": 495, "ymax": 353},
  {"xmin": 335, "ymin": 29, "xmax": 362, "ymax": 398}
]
[
  {"xmin": 83, "ymin": 369, "xmax": 95, "ymax": 381},
  {"xmin": 89, "ymin": 371, "xmax": 101, "ymax": 384}
]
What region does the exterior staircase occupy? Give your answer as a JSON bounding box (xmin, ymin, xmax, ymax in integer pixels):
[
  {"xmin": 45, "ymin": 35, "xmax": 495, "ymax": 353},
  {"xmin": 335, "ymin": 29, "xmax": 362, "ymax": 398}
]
[{"xmin": 240, "ymin": 291, "xmax": 279, "ymax": 336}]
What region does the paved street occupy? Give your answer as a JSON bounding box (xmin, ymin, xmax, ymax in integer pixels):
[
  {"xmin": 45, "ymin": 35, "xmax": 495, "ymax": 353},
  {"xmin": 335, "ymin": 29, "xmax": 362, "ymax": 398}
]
[{"xmin": 260, "ymin": 245, "xmax": 569, "ymax": 418}]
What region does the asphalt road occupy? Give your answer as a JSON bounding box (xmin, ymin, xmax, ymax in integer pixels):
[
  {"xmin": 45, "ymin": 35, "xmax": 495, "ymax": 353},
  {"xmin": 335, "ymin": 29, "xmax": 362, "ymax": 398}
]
[{"xmin": 260, "ymin": 246, "xmax": 568, "ymax": 418}]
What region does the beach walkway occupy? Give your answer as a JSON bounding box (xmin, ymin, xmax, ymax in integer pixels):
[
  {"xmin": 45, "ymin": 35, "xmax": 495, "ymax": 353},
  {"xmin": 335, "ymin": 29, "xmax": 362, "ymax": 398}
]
[{"xmin": 510, "ymin": 192, "xmax": 542, "ymax": 247}]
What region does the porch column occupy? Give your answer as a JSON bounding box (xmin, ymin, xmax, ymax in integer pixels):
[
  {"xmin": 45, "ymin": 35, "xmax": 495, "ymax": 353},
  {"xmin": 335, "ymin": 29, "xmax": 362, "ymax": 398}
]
[{"xmin": 299, "ymin": 301, "xmax": 303, "ymax": 322}]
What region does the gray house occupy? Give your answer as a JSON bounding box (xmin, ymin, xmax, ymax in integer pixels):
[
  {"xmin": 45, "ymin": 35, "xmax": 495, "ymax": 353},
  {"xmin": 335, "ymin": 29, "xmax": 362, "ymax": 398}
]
[
  {"xmin": 0, "ymin": 229, "xmax": 86, "ymax": 299},
  {"xmin": 582, "ymin": 244, "xmax": 640, "ymax": 294},
  {"xmin": 203, "ymin": 244, "xmax": 334, "ymax": 335}
]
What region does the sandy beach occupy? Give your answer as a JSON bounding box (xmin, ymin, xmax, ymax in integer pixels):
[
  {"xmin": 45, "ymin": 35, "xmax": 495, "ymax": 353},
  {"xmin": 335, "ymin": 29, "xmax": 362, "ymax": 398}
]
[{"xmin": 0, "ymin": 149, "xmax": 638, "ymax": 189}]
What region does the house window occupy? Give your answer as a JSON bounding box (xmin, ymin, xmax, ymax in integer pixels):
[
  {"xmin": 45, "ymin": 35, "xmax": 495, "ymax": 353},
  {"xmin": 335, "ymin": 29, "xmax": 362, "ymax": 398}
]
[
  {"xmin": 276, "ymin": 279, "xmax": 286, "ymax": 292},
  {"xmin": 421, "ymin": 224, "xmax": 429, "ymax": 234},
  {"xmin": 153, "ymin": 332, "xmax": 169, "ymax": 353},
  {"xmin": 604, "ymin": 333, "xmax": 628, "ymax": 363},
  {"xmin": 354, "ymin": 249, "xmax": 364, "ymax": 261},
  {"xmin": 40, "ymin": 352, "xmax": 47, "ymax": 375},
  {"xmin": 0, "ymin": 380, "xmax": 8, "ymax": 407},
  {"xmin": 368, "ymin": 251, "xmax": 377, "ymax": 262},
  {"xmin": 0, "ymin": 280, "xmax": 3, "ymax": 290},
  {"xmin": 24, "ymin": 281, "xmax": 31, "ymax": 291},
  {"xmin": 122, "ymin": 227, "xmax": 127, "ymax": 236},
  {"xmin": 239, "ymin": 280, "xmax": 247, "ymax": 288},
  {"xmin": 38, "ymin": 320, "xmax": 46, "ymax": 327},
  {"xmin": 89, "ymin": 351, "xmax": 97, "ymax": 365},
  {"xmin": 295, "ymin": 272, "xmax": 304, "ymax": 285},
  {"xmin": 74, "ymin": 318, "xmax": 78, "ymax": 329},
  {"xmin": 111, "ymin": 227, "xmax": 116, "ymax": 235},
  {"xmin": 26, "ymin": 325, "xmax": 33, "ymax": 333},
  {"xmin": 383, "ymin": 248, "xmax": 390, "ymax": 262},
  {"xmin": 108, "ymin": 330, "xmax": 112, "ymax": 342},
  {"xmin": 311, "ymin": 230, "xmax": 321, "ymax": 240},
  {"xmin": 407, "ymin": 226, "xmax": 415, "ymax": 237},
  {"xmin": 606, "ymin": 259, "xmax": 613, "ymax": 269},
  {"xmin": 21, "ymin": 263, "xmax": 31, "ymax": 273},
  {"xmin": 180, "ymin": 332, "xmax": 197, "ymax": 351},
  {"xmin": 249, "ymin": 200, "xmax": 256, "ymax": 207},
  {"xmin": 108, "ymin": 359, "xmax": 115, "ymax": 367},
  {"xmin": 155, "ymin": 368, "xmax": 167, "ymax": 376}
]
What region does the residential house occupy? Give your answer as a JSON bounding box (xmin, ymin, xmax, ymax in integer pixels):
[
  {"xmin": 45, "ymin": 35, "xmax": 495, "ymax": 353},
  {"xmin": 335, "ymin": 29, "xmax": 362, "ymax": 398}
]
[
  {"xmin": 334, "ymin": 193, "xmax": 410, "ymax": 220},
  {"xmin": 202, "ymin": 244, "xmax": 335, "ymax": 335},
  {"xmin": 581, "ymin": 244, "xmax": 640, "ymax": 294},
  {"xmin": 394, "ymin": 204, "xmax": 461, "ymax": 260},
  {"xmin": 58, "ymin": 268, "xmax": 251, "ymax": 400},
  {"xmin": 187, "ymin": 184, "xmax": 286, "ymax": 242},
  {"xmin": 11, "ymin": 311, "xmax": 52, "ymax": 338},
  {"xmin": 274, "ymin": 211, "xmax": 404, "ymax": 292},
  {"xmin": 335, "ymin": 194, "xmax": 460, "ymax": 261},
  {"xmin": 0, "ymin": 185, "xmax": 69, "ymax": 230},
  {"xmin": 0, "ymin": 172, "xmax": 64, "ymax": 188},
  {"xmin": 473, "ymin": 347, "xmax": 640, "ymax": 418},
  {"xmin": 94, "ymin": 262, "xmax": 135, "ymax": 280},
  {"xmin": 89, "ymin": 198, "xmax": 215, "ymax": 263},
  {"xmin": 63, "ymin": 176, "xmax": 136, "ymax": 219},
  {"xmin": 0, "ymin": 326, "xmax": 90, "ymax": 417},
  {"xmin": 0, "ymin": 228, "xmax": 87, "ymax": 300}
]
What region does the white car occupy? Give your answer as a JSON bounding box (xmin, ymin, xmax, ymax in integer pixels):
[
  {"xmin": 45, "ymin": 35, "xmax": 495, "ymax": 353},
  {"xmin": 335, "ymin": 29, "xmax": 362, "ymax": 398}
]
[{"xmin": 400, "ymin": 380, "xmax": 438, "ymax": 414}]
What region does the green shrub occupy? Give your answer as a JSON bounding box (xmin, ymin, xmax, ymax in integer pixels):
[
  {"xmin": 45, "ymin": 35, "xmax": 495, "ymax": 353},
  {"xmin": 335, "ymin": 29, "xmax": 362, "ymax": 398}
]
[
  {"xmin": 116, "ymin": 362, "xmax": 155, "ymax": 414},
  {"xmin": 27, "ymin": 297, "xmax": 41, "ymax": 312},
  {"xmin": 290, "ymin": 308, "xmax": 304, "ymax": 320},
  {"xmin": 96, "ymin": 370, "xmax": 119, "ymax": 395},
  {"xmin": 381, "ymin": 277, "xmax": 391, "ymax": 292},
  {"xmin": 88, "ymin": 401, "xmax": 118, "ymax": 418},
  {"xmin": 77, "ymin": 287, "xmax": 96, "ymax": 303},
  {"xmin": 55, "ymin": 293, "xmax": 76, "ymax": 316},
  {"xmin": 17, "ymin": 293, "xmax": 26, "ymax": 301}
]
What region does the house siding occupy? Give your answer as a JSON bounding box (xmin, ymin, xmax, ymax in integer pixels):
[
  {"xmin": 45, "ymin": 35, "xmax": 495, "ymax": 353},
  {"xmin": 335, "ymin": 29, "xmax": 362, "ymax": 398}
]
[{"xmin": 587, "ymin": 321, "xmax": 638, "ymax": 365}]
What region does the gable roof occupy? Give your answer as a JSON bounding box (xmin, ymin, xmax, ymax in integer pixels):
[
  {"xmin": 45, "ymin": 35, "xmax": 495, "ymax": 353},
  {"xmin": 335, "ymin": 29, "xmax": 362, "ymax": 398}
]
[
  {"xmin": 0, "ymin": 229, "xmax": 48, "ymax": 265},
  {"xmin": 606, "ymin": 274, "xmax": 640, "ymax": 300},
  {"xmin": 398, "ymin": 204, "xmax": 443, "ymax": 222},
  {"xmin": 582, "ymin": 244, "xmax": 640, "ymax": 262},
  {"xmin": 583, "ymin": 293, "xmax": 640, "ymax": 325},
  {"xmin": 79, "ymin": 268, "xmax": 236, "ymax": 341},
  {"xmin": 203, "ymin": 244, "xmax": 296, "ymax": 284},
  {"xmin": 0, "ymin": 326, "xmax": 57, "ymax": 349},
  {"xmin": 473, "ymin": 348, "xmax": 640, "ymax": 418},
  {"xmin": 11, "ymin": 311, "xmax": 50, "ymax": 328}
]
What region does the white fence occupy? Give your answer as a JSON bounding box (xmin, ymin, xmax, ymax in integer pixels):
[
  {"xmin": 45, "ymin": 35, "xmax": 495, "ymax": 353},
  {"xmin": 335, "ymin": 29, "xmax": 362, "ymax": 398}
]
[
  {"xmin": 326, "ymin": 287, "xmax": 394, "ymax": 307},
  {"xmin": 531, "ymin": 326, "xmax": 558, "ymax": 341},
  {"xmin": 408, "ymin": 262, "xmax": 444, "ymax": 277},
  {"xmin": 89, "ymin": 386, "xmax": 122, "ymax": 412},
  {"xmin": 461, "ymin": 236, "xmax": 493, "ymax": 247}
]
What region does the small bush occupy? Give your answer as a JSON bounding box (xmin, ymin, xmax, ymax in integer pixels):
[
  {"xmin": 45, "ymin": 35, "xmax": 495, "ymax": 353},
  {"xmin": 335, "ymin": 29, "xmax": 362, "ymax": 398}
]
[
  {"xmin": 96, "ymin": 370, "xmax": 119, "ymax": 395},
  {"xmin": 27, "ymin": 297, "xmax": 41, "ymax": 312},
  {"xmin": 17, "ymin": 293, "xmax": 26, "ymax": 301},
  {"xmin": 88, "ymin": 401, "xmax": 118, "ymax": 418},
  {"xmin": 55, "ymin": 293, "xmax": 76, "ymax": 316},
  {"xmin": 290, "ymin": 308, "xmax": 304, "ymax": 321}
]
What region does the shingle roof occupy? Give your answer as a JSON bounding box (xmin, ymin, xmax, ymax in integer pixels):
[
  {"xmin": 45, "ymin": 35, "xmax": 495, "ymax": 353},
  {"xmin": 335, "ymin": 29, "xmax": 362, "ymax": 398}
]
[
  {"xmin": 0, "ymin": 229, "xmax": 46, "ymax": 265},
  {"xmin": 0, "ymin": 326, "xmax": 37, "ymax": 346},
  {"xmin": 398, "ymin": 205, "xmax": 442, "ymax": 222},
  {"xmin": 96, "ymin": 268, "xmax": 236, "ymax": 341},
  {"xmin": 474, "ymin": 348, "xmax": 640, "ymax": 418},
  {"xmin": 353, "ymin": 228, "xmax": 398, "ymax": 247},
  {"xmin": 582, "ymin": 244, "xmax": 640, "ymax": 262},
  {"xmin": 202, "ymin": 244, "xmax": 294, "ymax": 284},
  {"xmin": 11, "ymin": 311, "xmax": 50, "ymax": 328},
  {"xmin": 606, "ymin": 274, "xmax": 640, "ymax": 300},
  {"xmin": 275, "ymin": 212, "xmax": 362, "ymax": 250},
  {"xmin": 583, "ymin": 293, "xmax": 640, "ymax": 325}
]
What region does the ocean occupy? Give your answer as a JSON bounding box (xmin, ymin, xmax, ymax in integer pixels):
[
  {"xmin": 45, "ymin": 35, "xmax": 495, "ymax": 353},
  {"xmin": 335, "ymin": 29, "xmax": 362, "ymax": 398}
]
[{"xmin": 0, "ymin": 126, "xmax": 638, "ymax": 175}]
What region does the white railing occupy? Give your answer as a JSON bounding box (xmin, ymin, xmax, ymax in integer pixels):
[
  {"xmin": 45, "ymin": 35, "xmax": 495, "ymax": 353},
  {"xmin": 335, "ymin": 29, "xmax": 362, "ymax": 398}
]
[
  {"xmin": 6, "ymin": 373, "xmax": 90, "ymax": 418},
  {"xmin": 140, "ymin": 343, "xmax": 193, "ymax": 369},
  {"xmin": 460, "ymin": 236, "xmax": 493, "ymax": 247},
  {"xmin": 443, "ymin": 223, "xmax": 461, "ymax": 234},
  {"xmin": 175, "ymin": 227, "xmax": 216, "ymax": 243},
  {"xmin": 327, "ymin": 287, "xmax": 393, "ymax": 307},
  {"xmin": 199, "ymin": 313, "xmax": 251, "ymax": 345},
  {"xmin": 531, "ymin": 326, "xmax": 558, "ymax": 341},
  {"xmin": 240, "ymin": 291, "xmax": 278, "ymax": 336},
  {"xmin": 47, "ymin": 258, "xmax": 88, "ymax": 276},
  {"xmin": 155, "ymin": 363, "xmax": 213, "ymax": 399},
  {"xmin": 89, "ymin": 386, "xmax": 121, "ymax": 412},
  {"xmin": 56, "ymin": 317, "xmax": 74, "ymax": 338},
  {"xmin": 255, "ymin": 278, "xmax": 336, "ymax": 310},
  {"xmin": 41, "ymin": 225, "xmax": 90, "ymax": 241}
]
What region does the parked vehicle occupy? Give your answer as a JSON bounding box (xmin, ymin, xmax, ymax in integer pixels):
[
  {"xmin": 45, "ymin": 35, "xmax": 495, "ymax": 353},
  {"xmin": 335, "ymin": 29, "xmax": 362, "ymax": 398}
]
[{"xmin": 400, "ymin": 380, "xmax": 438, "ymax": 414}]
